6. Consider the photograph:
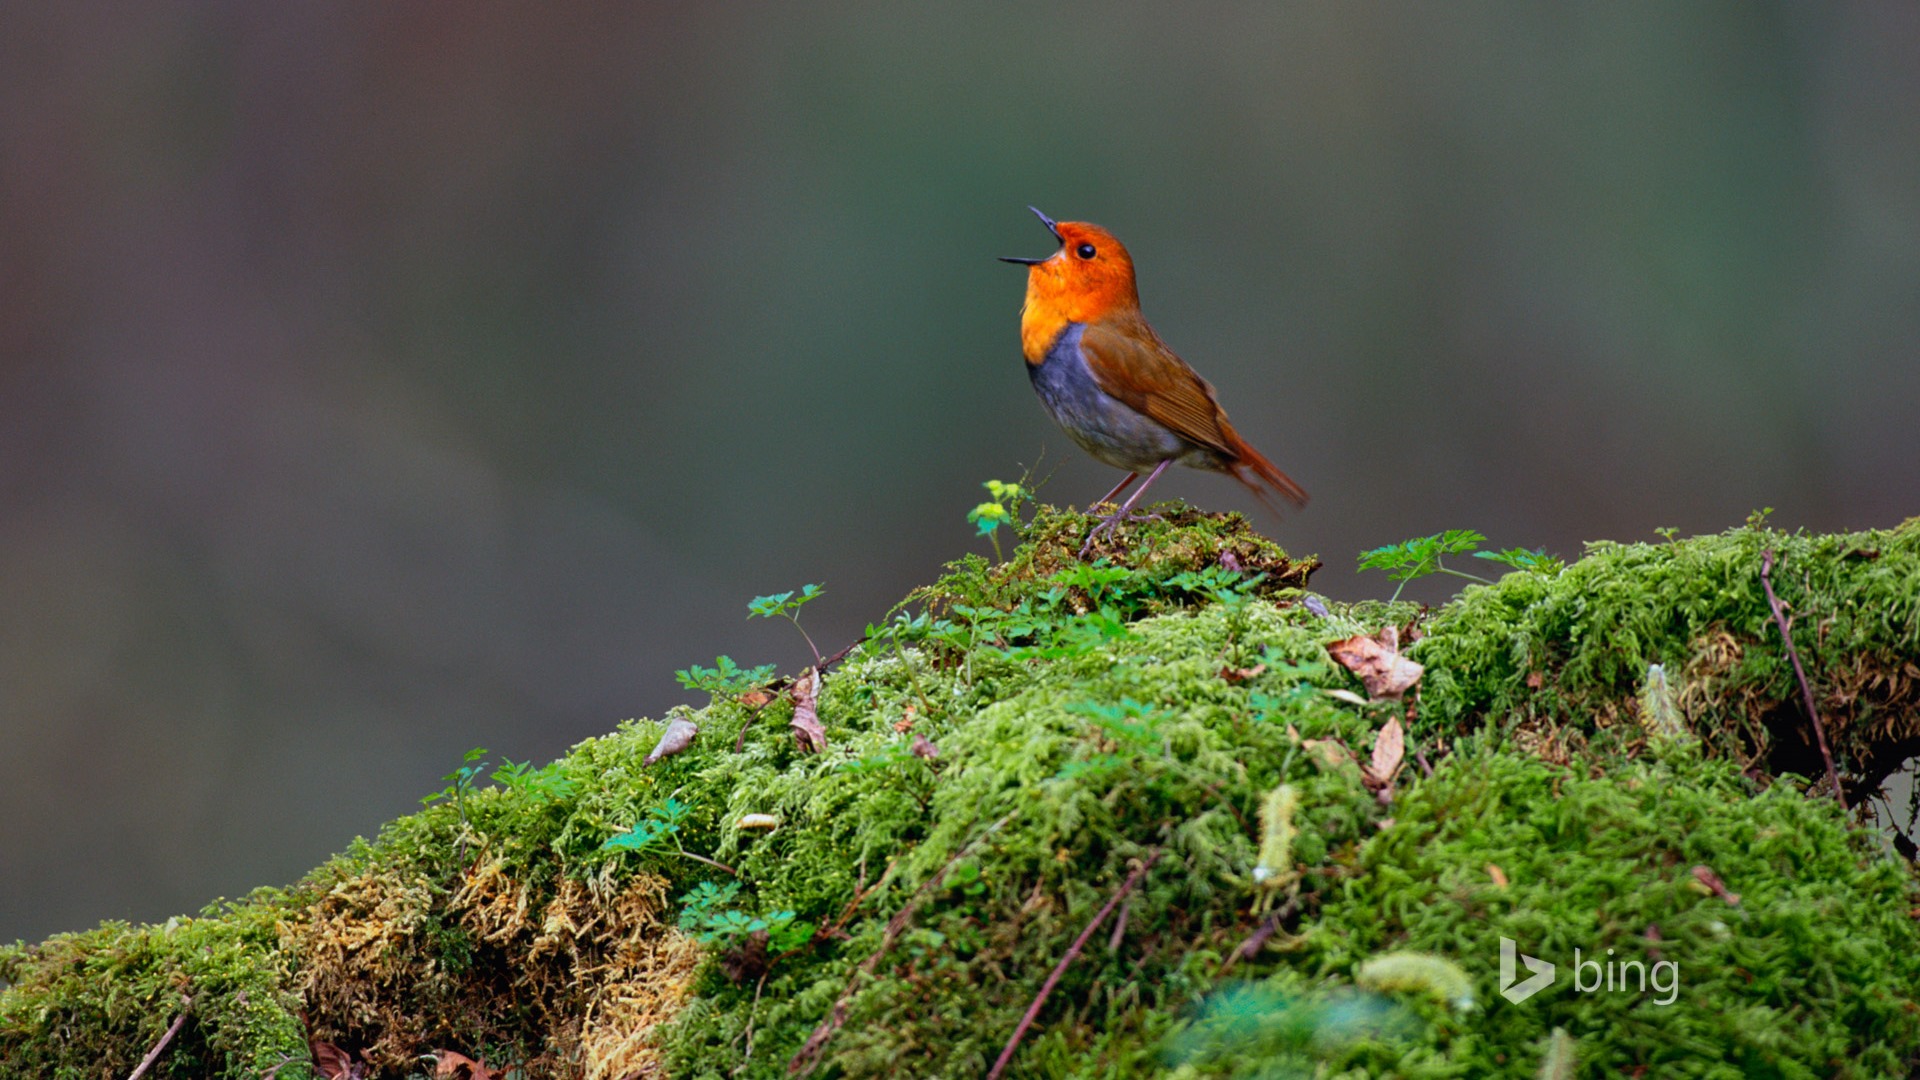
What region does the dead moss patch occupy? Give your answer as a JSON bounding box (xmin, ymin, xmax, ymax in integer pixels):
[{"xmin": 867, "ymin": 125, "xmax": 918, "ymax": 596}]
[{"xmin": 284, "ymin": 851, "xmax": 701, "ymax": 1078}]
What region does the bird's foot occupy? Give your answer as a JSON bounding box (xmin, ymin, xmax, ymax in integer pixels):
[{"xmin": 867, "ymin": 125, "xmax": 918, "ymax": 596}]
[{"xmin": 1078, "ymin": 505, "xmax": 1164, "ymax": 557}]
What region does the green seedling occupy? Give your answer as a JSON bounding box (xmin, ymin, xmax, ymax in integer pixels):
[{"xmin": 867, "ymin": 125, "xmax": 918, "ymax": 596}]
[
  {"xmin": 1359, "ymin": 529, "xmax": 1559, "ymax": 601},
  {"xmin": 966, "ymin": 478, "xmax": 1035, "ymax": 562},
  {"xmin": 675, "ymin": 655, "xmax": 776, "ymax": 698},
  {"xmin": 750, "ymin": 583, "xmax": 825, "ymax": 667}
]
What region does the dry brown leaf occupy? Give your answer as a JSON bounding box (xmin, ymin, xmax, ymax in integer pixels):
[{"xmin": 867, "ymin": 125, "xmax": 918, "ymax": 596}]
[
  {"xmin": 1487, "ymin": 863, "xmax": 1509, "ymax": 888},
  {"xmin": 432, "ymin": 1049, "xmax": 495, "ymax": 1080},
  {"xmin": 644, "ymin": 717, "xmax": 699, "ymax": 766},
  {"xmin": 1326, "ymin": 631, "xmax": 1424, "ymax": 700},
  {"xmin": 893, "ymin": 704, "xmax": 917, "ymax": 733},
  {"xmin": 739, "ymin": 688, "xmax": 775, "ymax": 709},
  {"xmin": 1219, "ymin": 662, "xmax": 1268, "ymax": 684},
  {"xmin": 1364, "ymin": 716, "xmax": 1405, "ymax": 791},
  {"xmin": 1525, "ymin": 671, "xmax": 1545, "ymax": 689},
  {"xmin": 310, "ymin": 1040, "xmax": 365, "ymax": 1080},
  {"xmin": 790, "ymin": 669, "xmax": 827, "ymax": 753}
]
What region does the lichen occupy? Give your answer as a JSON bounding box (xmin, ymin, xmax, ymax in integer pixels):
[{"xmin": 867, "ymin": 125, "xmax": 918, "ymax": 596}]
[{"xmin": 3, "ymin": 506, "xmax": 1916, "ymax": 1079}]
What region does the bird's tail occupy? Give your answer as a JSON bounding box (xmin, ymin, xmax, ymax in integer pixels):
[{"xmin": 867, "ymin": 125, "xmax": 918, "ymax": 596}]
[{"xmin": 1221, "ymin": 426, "xmax": 1308, "ymax": 516}]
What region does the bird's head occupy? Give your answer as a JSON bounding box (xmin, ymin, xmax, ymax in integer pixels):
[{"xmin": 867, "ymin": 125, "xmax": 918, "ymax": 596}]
[{"xmin": 1002, "ymin": 207, "xmax": 1139, "ymax": 325}]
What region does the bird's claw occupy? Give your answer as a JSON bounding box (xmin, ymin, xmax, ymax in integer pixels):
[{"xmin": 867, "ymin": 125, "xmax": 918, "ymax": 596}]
[{"xmin": 1078, "ymin": 507, "xmax": 1164, "ymax": 557}]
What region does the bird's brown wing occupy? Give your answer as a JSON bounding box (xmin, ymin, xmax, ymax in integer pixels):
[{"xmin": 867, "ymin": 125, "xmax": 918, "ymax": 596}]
[
  {"xmin": 1079, "ymin": 314, "xmax": 1309, "ymax": 509},
  {"xmin": 1078, "ymin": 315, "xmax": 1234, "ymax": 457}
]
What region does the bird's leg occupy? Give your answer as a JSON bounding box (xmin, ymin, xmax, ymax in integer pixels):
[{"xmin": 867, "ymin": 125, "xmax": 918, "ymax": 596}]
[
  {"xmin": 1081, "ymin": 460, "xmax": 1171, "ymax": 556},
  {"xmin": 1088, "ymin": 471, "xmax": 1138, "ymax": 511}
]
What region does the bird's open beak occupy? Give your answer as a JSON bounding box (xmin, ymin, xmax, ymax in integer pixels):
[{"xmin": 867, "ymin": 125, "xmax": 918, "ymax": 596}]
[{"xmin": 999, "ymin": 205, "xmax": 1063, "ymax": 265}]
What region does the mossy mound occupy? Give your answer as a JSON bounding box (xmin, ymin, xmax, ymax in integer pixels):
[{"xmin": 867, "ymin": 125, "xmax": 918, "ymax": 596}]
[{"xmin": 3, "ymin": 507, "xmax": 1917, "ymax": 1078}]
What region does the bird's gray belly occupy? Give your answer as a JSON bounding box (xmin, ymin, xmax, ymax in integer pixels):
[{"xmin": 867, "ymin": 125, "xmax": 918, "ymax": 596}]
[{"xmin": 1028, "ymin": 323, "xmax": 1200, "ymax": 472}]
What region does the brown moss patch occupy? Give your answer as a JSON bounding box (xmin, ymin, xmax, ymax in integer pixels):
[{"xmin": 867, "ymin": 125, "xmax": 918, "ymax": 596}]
[{"xmin": 284, "ymin": 848, "xmax": 701, "ymax": 1078}]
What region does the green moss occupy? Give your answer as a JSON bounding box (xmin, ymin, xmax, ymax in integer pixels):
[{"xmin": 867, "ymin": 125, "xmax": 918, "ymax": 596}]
[
  {"xmin": 1416, "ymin": 518, "xmax": 1920, "ymax": 785},
  {"xmin": 0, "ymin": 891, "xmax": 307, "ymax": 1078},
  {"xmin": 3, "ymin": 506, "xmax": 1916, "ymax": 1079}
]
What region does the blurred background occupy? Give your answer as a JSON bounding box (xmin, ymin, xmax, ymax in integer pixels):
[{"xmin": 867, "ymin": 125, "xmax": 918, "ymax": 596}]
[{"xmin": 2, "ymin": 4, "xmax": 1916, "ymax": 944}]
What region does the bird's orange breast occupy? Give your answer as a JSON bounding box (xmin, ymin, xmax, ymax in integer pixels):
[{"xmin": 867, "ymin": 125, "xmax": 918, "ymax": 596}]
[{"xmin": 1016, "ymin": 222, "xmax": 1141, "ymax": 364}]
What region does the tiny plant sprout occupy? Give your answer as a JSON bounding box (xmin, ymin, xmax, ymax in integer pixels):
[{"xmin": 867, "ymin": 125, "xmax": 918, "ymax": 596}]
[
  {"xmin": 966, "ymin": 478, "xmax": 1034, "ymax": 562},
  {"xmin": 1358, "ymin": 529, "xmax": 1562, "ymax": 602},
  {"xmin": 749, "ymin": 584, "xmax": 826, "ymax": 668}
]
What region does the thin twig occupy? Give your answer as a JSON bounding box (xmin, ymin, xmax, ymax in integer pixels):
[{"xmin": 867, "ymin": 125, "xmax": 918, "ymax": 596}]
[
  {"xmin": 127, "ymin": 997, "xmax": 192, "ymax": 1080},
  {"xmin": 1107, "ymin": 897, "xmax": 1133, "ymax": 952},
  {"xmin": 674, "ymin": 847, "xmax": 738, "ymax": 876},
  {"xmin": 729, "ymin": 969, "xmax": 772, "ymax": 1076},
  {"xmin": 986, "ymin": 850, "xmax": 1164, "ymax": 1080},
  {"xmin": 788, "ymin": 812, "xmax": 1018, "ymax": 1076},
  {"xmin": 1760, "ymin": 549, "xmax": 1847, "ymax": 810}
]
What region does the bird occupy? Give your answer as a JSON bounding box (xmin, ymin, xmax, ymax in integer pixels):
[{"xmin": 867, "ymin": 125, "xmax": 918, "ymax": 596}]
[{"xmin": 1001, "ymin": 207, "xmax": 1307, "ymax": 553}]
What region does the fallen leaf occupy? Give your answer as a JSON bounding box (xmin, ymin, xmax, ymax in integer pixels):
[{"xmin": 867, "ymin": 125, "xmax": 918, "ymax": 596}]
[
  {"xmin": 790, "ymin": 669, "xmax": 826, "ymax": 753},
  {"xmin": 739, "ymin": 688, "xmax": 775, "ymax": 709},
  {"xmin": 1301, "ymin": 737, "xmax": 1355, "ymax": 774},
  {"xmin": 310, "ymin": 1041, "xmax": 365, "ymax": 1080},
  {"xmin": 1326, "ymin": 631, "xmax": 1424, "ymax": 700},
  {"xmin": 433, "ymin": 1049, "xmax": 495, "ymax": 1080},
  {"xmin": 1364, "ymin": 716, "xmax": 1405, "ymax": 791},
  {"xmin": 893, "ymin": 703, "xmax": 917, "ymax": 733},
  {"xmin": 738, "ymin": 814, "xmax": 780, "ymax": 830},
  {"xmin": 1486, "ymin": 863, "xmax": 1508, "ymax": 888},
  {"xmin": 644, "ymin": 717, "xmax": 699, "ymax": 766},
  {"xmin": 911, "ymin": 733, "xmax": 939, "ymax": 760},
  {"xmin": 1321, "ymin": 688, "xmax": 1371, "ymax": 707},
  {"xmin": 1690, "ymin": 865, "xmax": 1741, "ymax": 906},
  {"xmin": 1219, "ymin": 662, "xmax": 1267, "ymax": 684},
  {"xmin": 1525, "ymin": 671, "xmax": 1545, "ymax": 689}
]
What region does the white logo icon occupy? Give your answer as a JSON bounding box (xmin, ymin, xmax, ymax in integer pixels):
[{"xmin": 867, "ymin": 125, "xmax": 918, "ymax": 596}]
[{"xmin": 1499, "ymin": 937, "xmax": 1555, "ymax": 1003}]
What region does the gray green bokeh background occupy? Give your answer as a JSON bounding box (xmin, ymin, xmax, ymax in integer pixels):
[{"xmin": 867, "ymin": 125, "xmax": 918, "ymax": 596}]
[{"xmin": 3, "ymin": 5, "xmax": 1916, "ymax": 943}]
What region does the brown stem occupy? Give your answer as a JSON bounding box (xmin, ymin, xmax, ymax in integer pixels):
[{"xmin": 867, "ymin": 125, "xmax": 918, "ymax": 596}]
[
  {"xmin": 675, "ymin": 847, "xmax": 738, "ymax": 877},
  {"xmin": 1760, "ymin": 549, "xmax": 1847, "ymax": 810},
  {"xmin": 127, "ymin": 997, "xmax": 192, "ymax": 1080},
  {"xmin": 1107, "ymin": 897, "xmax": 1133, "ymax": 952},
  {"xmin": 986, "ymin": 850, "xmax": 1164, "ymax": 1080},
  {"xmin": 788, "ymin": 813, "xmax": 1018, "ymax": 1076}
]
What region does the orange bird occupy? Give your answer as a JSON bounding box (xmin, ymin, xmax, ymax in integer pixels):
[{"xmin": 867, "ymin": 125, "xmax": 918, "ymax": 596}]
[{"xmin": 1002, "ymin": 207, "xmax": 1307, "ymax": 552}]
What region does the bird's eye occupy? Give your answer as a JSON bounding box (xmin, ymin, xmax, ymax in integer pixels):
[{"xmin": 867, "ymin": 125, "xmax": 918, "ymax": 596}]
[{"xmin": 1076, "ymin": 243, "xmax": 1097, "ymax": 260}]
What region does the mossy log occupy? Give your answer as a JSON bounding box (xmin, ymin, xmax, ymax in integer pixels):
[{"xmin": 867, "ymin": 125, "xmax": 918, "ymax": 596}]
[{"xmin": 4, "ymin": 508, "xmax": 1917, "ymax": 1078}]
